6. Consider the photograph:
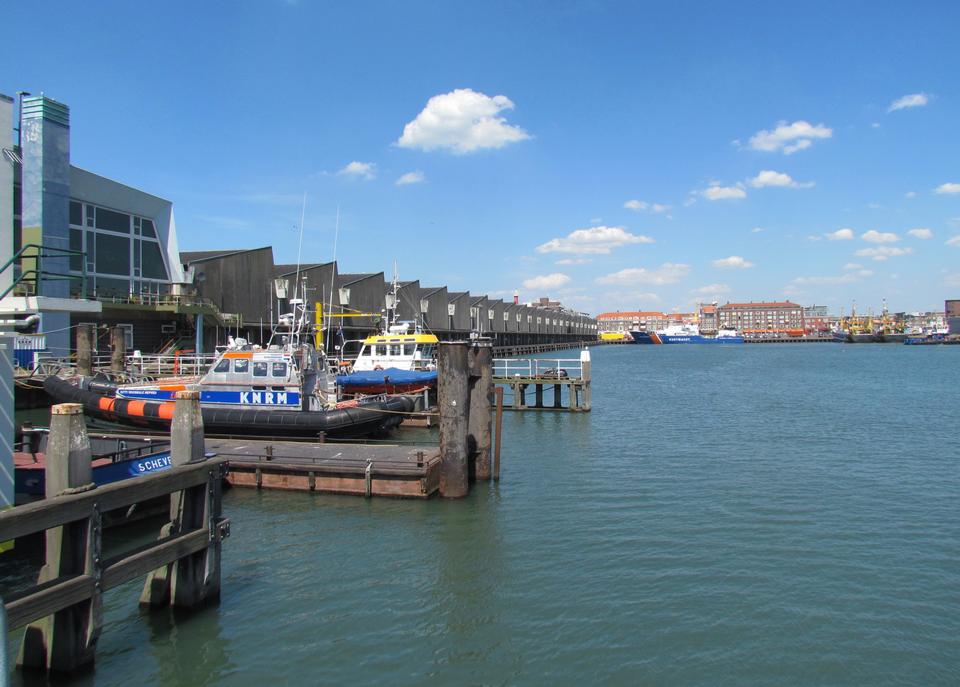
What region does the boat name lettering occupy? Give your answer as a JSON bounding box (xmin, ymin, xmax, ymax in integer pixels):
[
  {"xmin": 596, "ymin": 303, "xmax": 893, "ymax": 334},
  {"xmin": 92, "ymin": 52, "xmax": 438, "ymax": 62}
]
[
  {"xmin": 239, "ymin": 391, "xmax": 289, "ymax": 405},
  {"xmin": 137, "ymin": 455, "xmax": 172, "ymax": 473}
]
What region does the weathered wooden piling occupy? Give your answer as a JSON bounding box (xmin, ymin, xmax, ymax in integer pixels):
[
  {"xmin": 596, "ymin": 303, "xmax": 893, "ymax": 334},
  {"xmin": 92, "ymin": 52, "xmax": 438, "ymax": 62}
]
[
  {"xmin": 76, "ymin": 325, "xmax": 93, "ymax": 377},
  {"xmin": 141, "ymin": 390, "xmax": 221, "ymax": 608},
  {"xmin": 438, "ymin": 342, "xmax": 470, "ymax": 498},
  {"xmin": 109, "ymin": 326, "xmax": 125, "ymax": 375},
  {"xmin": 580, "ymin": 349, "xmax": 592, "ymax": 411},
  {"xmin": 18, "ymin": 403, "xmax": 101, "ymax": 674},
  {"xmin": 493, "ymin": 386, "xmax": 504, "ymax": 481},
  {"xmin": 467, "ymin": 341, "xmax": 493, "ymax": 481}
]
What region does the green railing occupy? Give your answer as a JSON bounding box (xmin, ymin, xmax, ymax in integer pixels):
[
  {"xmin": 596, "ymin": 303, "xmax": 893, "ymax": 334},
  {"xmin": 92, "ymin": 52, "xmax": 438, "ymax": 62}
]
[{"xmin": 0, "ymin": 243, "xmax": 87, "ymax": 300}]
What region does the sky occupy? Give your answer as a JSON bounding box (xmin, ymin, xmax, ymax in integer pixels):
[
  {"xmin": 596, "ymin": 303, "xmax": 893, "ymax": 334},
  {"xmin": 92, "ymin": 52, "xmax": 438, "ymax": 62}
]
[{"xmin": 3, "ymin": 1, "xmax": 959, "ymax": 315}]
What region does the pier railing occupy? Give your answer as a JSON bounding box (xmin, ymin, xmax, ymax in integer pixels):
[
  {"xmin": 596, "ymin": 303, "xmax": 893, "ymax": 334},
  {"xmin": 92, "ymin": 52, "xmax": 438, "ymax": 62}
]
[
  {"xmin": 493, "ymin": 357, "xmax": 583, "ymax": 380},
  {"xmin": 3, "ymin": 397, "xmax": 229, "ymax": 675}
]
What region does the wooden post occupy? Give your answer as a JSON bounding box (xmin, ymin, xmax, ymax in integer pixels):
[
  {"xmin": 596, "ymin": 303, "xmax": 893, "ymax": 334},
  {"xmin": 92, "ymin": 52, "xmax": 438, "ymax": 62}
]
[
  {"xmin": 512, "ymin": 381, "xmax": 522, "ymax": 409},
  {"xmin": 493, "ymin": 386, "xmax": 503, "ymax": 481},
  {"xmin": 109, "ymin": 326, "xmax": 125, "ymax": 375},
  {"xmin": 438, "ymin": 342, "xmax": 469, "ymax": 498},
  {"xmin": 141, "ymin": 390, "xmax": 220, "ymax": 608},
  {"xmin": 76, "ymin": 325, "xmax": 92, "ymax": 377},
  {"xmin": 535, "ymin": 384, "xmax": 544, "ymax": 408},
  {"xmin": 19, "ymin": 403, "xmax": 102, "ymax": 674},
  {"xmin": 553, "ymin": 383, "xmax": 563, "ymax": 409},
  {"xmin": 580, "ymin": 348, "xmax": 592, "ymax": 411},
  {"xmin": 467, "ymin": 342, "xmax": 493, "ymax": 481}
]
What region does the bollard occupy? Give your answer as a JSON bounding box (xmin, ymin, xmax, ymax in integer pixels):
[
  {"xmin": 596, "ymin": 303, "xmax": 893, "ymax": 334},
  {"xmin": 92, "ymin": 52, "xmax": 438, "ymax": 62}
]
[
  {"xmin": 76, "ymin": 325, "xmax": 92, "ymax": 377},
  {"xmin": 493, "ymin": 386, "xmax": 504, "ymax": 481},
  {"xmin": 580, "ymin": 348, "xmax": 592, "ymax": 411},
  {"xmin": 141, "ymin": 390, "xmax": 219, "ymax": 608},
  {"xmin": 467, "ymin": 342, "xmax": 493, "ymax": 481},
  {"xmin": 19, "ymin": 404, "xmax": 101, "ymax": 674},
  {"xmin": 109, "ymin": 326, "xmax": 125, "ymax": 375},
  {"xmin": 438, "ymin": 342, "xmax": 470, "ymax": 498}
]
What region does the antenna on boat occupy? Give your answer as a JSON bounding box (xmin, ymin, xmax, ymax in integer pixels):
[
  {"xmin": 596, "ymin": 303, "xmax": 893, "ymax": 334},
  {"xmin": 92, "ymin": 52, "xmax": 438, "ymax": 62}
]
[
  {"xmin": 324, "ymin": 204, "xmax": 341, "ymax": 354},
  {"xmin": 293, "ymin": 192, "xmax": 307, "ymax": 305}
]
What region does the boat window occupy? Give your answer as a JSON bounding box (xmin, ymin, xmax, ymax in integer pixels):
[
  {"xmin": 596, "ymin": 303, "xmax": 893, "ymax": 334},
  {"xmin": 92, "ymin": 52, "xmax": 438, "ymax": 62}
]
[
  {"xmin": 421, "ymin": 345, "xmax": 435, "ymax": 359},
  {"xmin": 360, "ymin": 347, "xmax": 372, "ymax": 356},
  {"xmin": 271, "ymin": 362, "xmax": 288, "ymax": 377},
  {"xmin": 376, "ymin": 345, "xmax": 387, "ymax": 356},
  {"xmin": 389, "ymin": 344, "xmax": 402, "ymax": 356},
  {"xmin": 253, "ymin": 362, "xmax": 269, "ymax": 377},
  {"xmin": 233, "ymin": 359, "xmax": 249, "ymax": 374},
  {"xmin": 403, "ymin": 344, "xmax": 416, "ymax": 356},
  {"xmin": 213, "ymin": 359, "xmax": 231, "ymax": 373}
]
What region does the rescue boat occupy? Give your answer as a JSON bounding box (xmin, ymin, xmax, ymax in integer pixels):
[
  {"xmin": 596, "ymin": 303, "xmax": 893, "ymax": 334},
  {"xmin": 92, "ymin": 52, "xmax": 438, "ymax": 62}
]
[{"xmin": 337, "ymin": 321, "xmax": 439, "ymax": 395}]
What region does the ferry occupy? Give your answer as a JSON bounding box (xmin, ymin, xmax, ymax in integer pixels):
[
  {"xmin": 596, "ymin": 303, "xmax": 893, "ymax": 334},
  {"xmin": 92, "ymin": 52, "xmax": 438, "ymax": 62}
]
[
  {"xmin": 44, "ymin": 299, "xmax": 415, "ymax": 438},
  {"xmin": 337, "ymin": 321, "xmax": 439, "ymax": 395},
  {"xmin": 630, "ymin": 324, "xmax": 744, "ymax": 344}
]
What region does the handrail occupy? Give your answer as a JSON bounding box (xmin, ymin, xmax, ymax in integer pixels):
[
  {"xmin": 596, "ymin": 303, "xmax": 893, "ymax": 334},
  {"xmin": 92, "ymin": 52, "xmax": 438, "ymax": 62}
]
[
  {"xmin": 0, "ymin": 243, "xmax": 88, "ymax": 300},
  {"xmin": 492, "ymin": 357, "xmax": 583, "ymax": 379}
]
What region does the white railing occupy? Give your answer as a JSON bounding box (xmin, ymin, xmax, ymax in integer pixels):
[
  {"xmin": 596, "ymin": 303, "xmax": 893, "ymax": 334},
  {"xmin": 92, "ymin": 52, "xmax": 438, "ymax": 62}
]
[
  {"xmin": 126, "ymin": 353, "xmax": 217, "ymax": 378},
  {"xmin": 492, "ymin": 357, "xmax": 583, "ymax": 379}
]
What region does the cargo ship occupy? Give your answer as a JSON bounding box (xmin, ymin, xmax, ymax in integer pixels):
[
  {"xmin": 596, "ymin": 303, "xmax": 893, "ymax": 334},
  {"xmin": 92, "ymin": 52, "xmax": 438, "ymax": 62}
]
[{"xmin": 630, "ymin": 324, "xmax": 744, "ymax": 344}]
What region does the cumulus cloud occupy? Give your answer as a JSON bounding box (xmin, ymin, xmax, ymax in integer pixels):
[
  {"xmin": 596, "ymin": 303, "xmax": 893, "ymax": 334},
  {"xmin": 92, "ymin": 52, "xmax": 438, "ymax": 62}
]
[
  {"xmin": 596, "ymin": 263, "xmax": 690, "ymax": 286},
  {"xmin": 905, "ymin": 191, "xmax": 918, "ymax": 199},
  {"xmin": 396, "ymin": 88, "xmax": 530, "ymax": 154},
  {"xmin": 535, "ymin": 226, "xmax": 654, "ymax": 255},
  {"xmin": 792, "ymin": 270, "xmax": 873, "ymax": 285},
  {"xmin": 395, "ymin": 171, "xmax": 424, "ymax": 186},
  {"xmin": 935, "ymin": 182, "xmax": 960, "ymax": 195},
  {"xmin": 701, "ymin": 184, "xmax": 746, "ymax": 201},
  {"xmin": 747, "ymin": 170, "xmax": 814, "ymax": 188},
  {"xmin": 861, "ymin": 230, "xmax": 900, "ymax": 244},
  {"xmin": 624, "ymin": 199, "xmax": 671, "ymax": 213},
  {"xmin": 907, "ymin": 228, "xmax": 932, "ymax": 239},
  {"xmin": 747, "ymin": 120, "xmax": 832, "ymax": 154},
  {"xmin": 843, "ymin": 262, "xmax": 863, "ymax": 270},
  {"xmin": 522, "ymin": 273, "xmax": 571, "ymax": 291},
  {"xmin": 888, "ymin": 93, "xmax": 930, "ymax": 112},
  {"xmin": 946, "ymin": 236, "xmax": 960, "ymax": 247},
  {"xmin": 854, "ymin": 246, "xmax": 913, "ymax": 261},
  {"xmin": 826, "ymin": 228, "xmax": 855, "ymax": 241},
  {"xmin": 555, "ymin": 257, "xmax": 592, "ymax": 265},
  {"xmin": 338, "ymin": 161, "xmax": 377, "ymax": 180},
  {"xmin": 692, "ymin": 283, "xmax": 731, "ymax": 295},
  {"xmin": 712, "ymin": 256, "xmax": 755, "ymax": 269},
  {"xmin": 751, "ymin": 227, "xmax": 765, "ymax": 233}
]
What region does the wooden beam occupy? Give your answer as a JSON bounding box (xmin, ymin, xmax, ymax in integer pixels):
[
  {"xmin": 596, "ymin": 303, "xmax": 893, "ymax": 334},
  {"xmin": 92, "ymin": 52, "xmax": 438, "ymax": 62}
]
[
  {"xmin": 102, "ymin": 527, "xmax": 214, "ymax": 591},
  {"xmin": 6, "ymin": 575, "xmax": 95, "ymax": 631}
]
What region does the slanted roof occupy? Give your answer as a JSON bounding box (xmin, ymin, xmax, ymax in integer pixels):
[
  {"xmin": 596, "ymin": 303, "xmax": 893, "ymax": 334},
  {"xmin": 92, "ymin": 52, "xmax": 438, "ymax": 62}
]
[{"xmin": 181, "ymin": 246, "xmax": 272, "ymax": 265}]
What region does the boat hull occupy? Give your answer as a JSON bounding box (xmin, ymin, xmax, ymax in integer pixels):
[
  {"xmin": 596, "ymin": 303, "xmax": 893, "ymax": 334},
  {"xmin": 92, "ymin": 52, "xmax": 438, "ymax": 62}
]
[
  {"xmin": 44, "ymin": 376, "xmax": 414, "ymax": 438},
  {"xmin": 337, "ymin": 368, "xmax": 437, "ymax": 395},
  {"xmin": 629, "ymin": 331, "xmax": 744, "ymax": 344}
]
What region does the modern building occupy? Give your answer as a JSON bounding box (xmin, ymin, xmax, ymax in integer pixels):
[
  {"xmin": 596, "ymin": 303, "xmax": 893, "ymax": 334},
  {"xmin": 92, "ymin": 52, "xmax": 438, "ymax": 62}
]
[
  {"xmin": 718, "ymin": 301, "xmax": 804, "ymax": 337},
  {"xmin": 596, "ymin": 311, "xmax": 669, "ymax": 332}
]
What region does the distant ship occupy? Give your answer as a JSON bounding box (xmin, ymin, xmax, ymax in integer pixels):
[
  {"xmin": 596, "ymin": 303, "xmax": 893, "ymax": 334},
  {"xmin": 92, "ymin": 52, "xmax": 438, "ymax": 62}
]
[{"xmin": 630, "ymin": 324, "xmax": 744, "ymax": 344}]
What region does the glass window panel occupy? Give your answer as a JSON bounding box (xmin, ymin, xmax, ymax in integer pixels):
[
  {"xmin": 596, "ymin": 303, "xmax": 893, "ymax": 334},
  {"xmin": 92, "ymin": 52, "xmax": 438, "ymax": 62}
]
[
  {"xmin": 403, "ymin": 344, "xmax": 415, "ymax": 355},
  {"xmin": 86, "ymin": 205, "xmax": 94, "ymax": 227},
  {"xmin": 95, "ymin": 207, "xmax": 130, "ymax": 234},
  {"xmin": 69, "ymin": 201, "xmax": 82, "ymax": 226},
  {"xmin": 213, "ymin": 359, "xmax": 231, "ymax": 373},
  {"xmin": 95, "ymin": 233, "xmax": 130, "ymax": 275},
  {"xmin": 142, "ymin": 219, "xmax": 157, "ymax": 238},
  {"xmin": 141, "ymin": 241, "xmax": 168, "ymax": 279},
  {"xmin": 95, "ymin": 276, "xmax": 129, "ymax": 298},
  {"xmin": 234, "ymin": 359, "xmax": 249, "ymax": 374},
  {"xmin": 271, "ymin": 362, "xmax": 287, "ymax": 377},
  {"xmin": 134, "ymin": 239, "xmax": 141, "ymax": 267},
  {"xmin": 389, "ymin": 344, "xmax": 401, "ymax": 356},
  {"xmin": 69, "ymin": 229, "xmax": 83, "ymax": 272},
  {"xmin": 253, "ymin": 362, "xmax": 268, "ymax": 377}
]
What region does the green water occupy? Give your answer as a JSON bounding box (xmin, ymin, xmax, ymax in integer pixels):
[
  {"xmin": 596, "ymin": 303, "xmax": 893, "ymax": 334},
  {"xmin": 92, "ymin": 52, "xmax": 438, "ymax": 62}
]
[{"xmin": 6, "ymin": 344, "xmax": 960, "ymax": 685}]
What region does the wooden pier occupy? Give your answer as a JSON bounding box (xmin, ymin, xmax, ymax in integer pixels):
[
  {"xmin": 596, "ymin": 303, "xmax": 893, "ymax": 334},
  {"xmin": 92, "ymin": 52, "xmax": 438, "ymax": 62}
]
[
  {"xmin": 493, "ymin": 349, "xmax": 591, "ymax": 412},
  {"xmin": 214, "ymin": 439, "xmax": 442, "ymax": 498}
]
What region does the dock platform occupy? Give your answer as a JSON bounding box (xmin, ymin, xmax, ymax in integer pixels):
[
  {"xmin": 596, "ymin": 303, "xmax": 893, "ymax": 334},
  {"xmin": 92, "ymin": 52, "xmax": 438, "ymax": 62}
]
[{"xmin": 209, "ymin": 438, "xmax": 442, "ymax": 499}]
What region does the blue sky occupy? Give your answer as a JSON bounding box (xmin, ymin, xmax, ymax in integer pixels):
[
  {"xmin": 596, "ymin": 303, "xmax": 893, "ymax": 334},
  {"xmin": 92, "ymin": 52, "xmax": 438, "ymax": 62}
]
[{"xmin": 4, "ymin": 1, "xmax": 959, "ymax": 314}]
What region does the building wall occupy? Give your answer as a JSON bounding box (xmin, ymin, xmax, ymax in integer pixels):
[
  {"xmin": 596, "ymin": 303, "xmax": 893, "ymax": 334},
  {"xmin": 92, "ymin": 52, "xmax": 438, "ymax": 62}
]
[
  {"xmin": 186, "ymin": 247, "xmax": 275, "ymax": 327},
  {"xmin": 419, "ymin": 287, "xmax": 448, "ymax": 333},
  {"xmin": 718, "ymin": 302, "xmax": 803, "ymax": 334},
  {"xmin": 0, "ymin": 95, "xmax": 12, "ymax": 295}
]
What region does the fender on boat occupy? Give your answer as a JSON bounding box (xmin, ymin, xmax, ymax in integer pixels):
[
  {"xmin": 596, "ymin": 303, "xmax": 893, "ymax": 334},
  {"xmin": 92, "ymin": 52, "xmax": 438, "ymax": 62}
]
[{"xmin": 43, "ymin": 376, "xmax": 414, "ymax": 438}]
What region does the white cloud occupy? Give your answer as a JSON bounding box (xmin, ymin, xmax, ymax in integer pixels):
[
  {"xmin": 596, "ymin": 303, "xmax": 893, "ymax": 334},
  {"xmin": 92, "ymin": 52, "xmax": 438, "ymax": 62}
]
[
  {"xmin": 624, "ymin": 199, "xmax": 671, "ymax": 213},
  {"xmin": 555, "ymin": 257, "xmax": 592, "ymax": 265},
  {"xmin": 712, "ymin": 255, "xmax": 755, "ymax": 269},
  {"xmin": 854, "ymin": 246, "xmax": 914, "ymax": 261},
  {"xmin": 843, "ymin": 263, "xmax": 863, "ymax": 270},
  {"xmin": 338, "ymin": 161, "xmax": 377, "ymax": 180},
  {"xmin": 907, "ymin": 228, "xmax": 933, "ymax": 239},
  {"xmin": 396, "ymin": 88, "xmax": 530, "ymax": 154},
  {"xmin": 692, "ymin": 283, "xmax": 731, "ymax": 295},
  {"xmin": 751, "ymin": 227, "xmax": 765, "ymax": 233},
  {"xmin": 826, "ymin": 228, "xmax": 855, "ymax": 241},
  {"xmin": 861, "ymin": 230, "xmax": 900, "ymax": 244},
  {"xmin": 536, "ymin": 226, "xmax": 654, "ymax": 255},
  {"xmin": 395, "ymin": 171, "xmax": 424, "ymax": 186},
  {"xmin": 596, "ymin": 263, "xmax": 690, "ymax": 286},
  {"xmin": 701, "ymin": 184, "xmax": 746, "ymax": 201},
  {"xmin": 905, "ymin": 191, "xmax": 918, "ymax": 199},
  {"xmin": 748, "ymin": 120, "xmax": 832, "ymax": 154},
  {"xmin": 747, "ymin": 170, "xmax": 813, "ymax": 188},
  {"xmin": 522, "ymin": 273, "xmax": 570, "ymax": 291},
  {"xmin": 935, "ymin": 182, "xmax": 960, "ymax": 195},
  {"xmin": 946, "ymin": 236, "xmax": 960, "ymax": 247},
  {"xmin": 792, "ymin": 270, "xmax": 873, "ymax": 285},
  {"xmin": 888, "ymin": 93, "xmax": 930, "ymax": 112}
]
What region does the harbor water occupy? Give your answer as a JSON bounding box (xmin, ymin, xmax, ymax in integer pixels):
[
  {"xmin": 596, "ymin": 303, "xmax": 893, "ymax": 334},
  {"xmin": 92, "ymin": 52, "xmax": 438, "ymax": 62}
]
[{"xmin": 7, "ymin": 344, "xmax": 960, "ymax": 685}]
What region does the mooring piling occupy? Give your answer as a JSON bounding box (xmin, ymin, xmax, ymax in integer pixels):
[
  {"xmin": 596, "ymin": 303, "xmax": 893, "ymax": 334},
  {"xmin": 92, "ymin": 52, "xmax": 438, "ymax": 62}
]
[
  {"xmin": 109, "ymin": 326, "xmax": 126, "ymax": 375},
  {"xmin": 76, "ymin": 324, "xmax": 93, "ymax": 377},
  {"xmin": 438, "ymin": 342, "xmax": 470, "ymax": 498},
  {"xmin": 467, "ymin": 340, "xmax": 493, "ymax": 481},
  {"xmin": 18, "ymin": 403, "xmax": 101, "ymax": 674}
]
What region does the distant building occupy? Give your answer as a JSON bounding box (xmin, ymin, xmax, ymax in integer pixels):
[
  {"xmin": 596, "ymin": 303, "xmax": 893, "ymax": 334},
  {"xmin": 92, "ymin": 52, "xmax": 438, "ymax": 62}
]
[
  {"xmin": 718, "ymin": 301, "xmax": 804, "ymax": 337},
  {"xmin": 804, "ymin": 305, "xmax": 828, "ymax": 318},
  {"xmin": 596, "ymin": 311, "xmax": 669, "ymax": 332},
  {"xmin": 698, "ymin": 303, "xmax": 718, "ymax": 333},
  {"xmin": 946, "ymin": 299, "xmax": 960, "ymax": 335}
]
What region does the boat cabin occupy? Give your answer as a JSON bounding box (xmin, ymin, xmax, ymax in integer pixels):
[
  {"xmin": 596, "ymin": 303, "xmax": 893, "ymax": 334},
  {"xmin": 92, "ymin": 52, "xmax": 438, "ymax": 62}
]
[{"xmin": 351, "ymin": 330, "xmax": 439, "ymax": 372}]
